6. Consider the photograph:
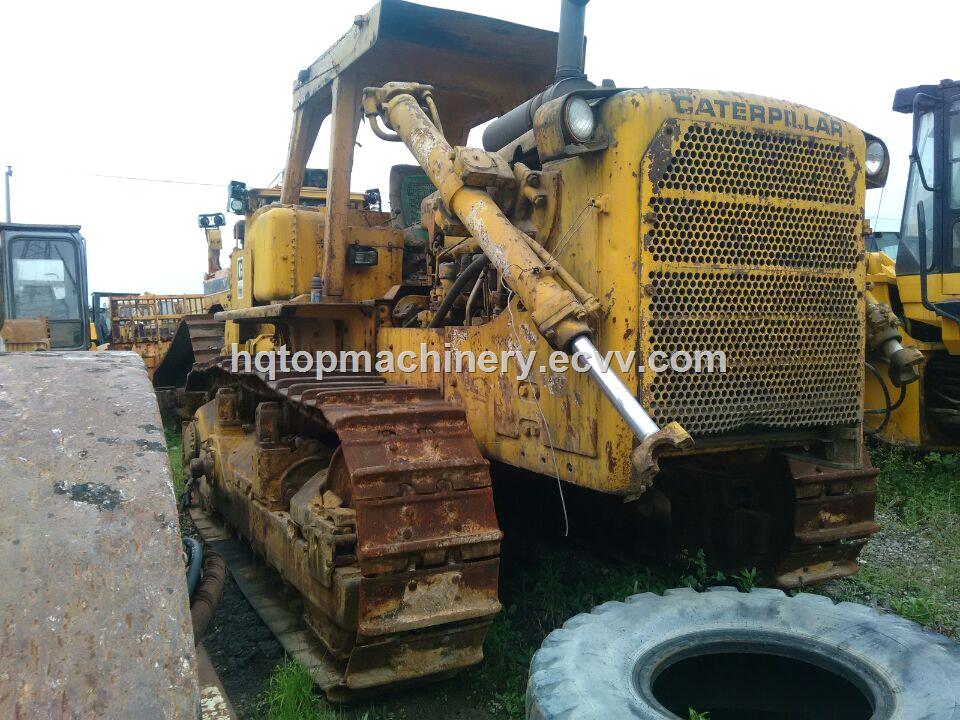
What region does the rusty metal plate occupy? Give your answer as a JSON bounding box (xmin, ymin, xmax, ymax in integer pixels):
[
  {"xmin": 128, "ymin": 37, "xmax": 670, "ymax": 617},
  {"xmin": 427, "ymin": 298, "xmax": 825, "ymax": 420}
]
[
  {"xmin": 344, "ymin": 620, "xmax": 491, "ymax": 690},
  {"xmin": 0, "ymin": 351, "xmax": 197, "ymax": 719},
  {"xmin": 355, "ymin": 488, "xmax": 501, "ymax": 563},
  {"xmin": 358, "ymin": 558, "xmax": 500, "ymax": 637}
]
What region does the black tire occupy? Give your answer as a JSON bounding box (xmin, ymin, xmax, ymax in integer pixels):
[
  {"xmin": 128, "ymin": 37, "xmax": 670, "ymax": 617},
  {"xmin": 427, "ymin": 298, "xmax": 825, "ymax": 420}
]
[{"xmin": 527, "ymin": 587, "xmax": 960, "ymax": 720}]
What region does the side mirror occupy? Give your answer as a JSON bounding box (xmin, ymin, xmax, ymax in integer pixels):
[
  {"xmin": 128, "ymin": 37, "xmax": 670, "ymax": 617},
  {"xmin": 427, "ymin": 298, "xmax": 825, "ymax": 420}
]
[
  {"xmin": 911, "ymin": 94, "xmax": 938, "ymax": 192},
  {"xmin": 227, "ymin": 181, "xmax": 248, "ymax": 215}
]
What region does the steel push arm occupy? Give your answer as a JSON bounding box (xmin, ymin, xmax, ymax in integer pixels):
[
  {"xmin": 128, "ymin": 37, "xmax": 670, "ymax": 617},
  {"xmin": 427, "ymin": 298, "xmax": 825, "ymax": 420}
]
[{"xmin": 362, "ymin": 83, "xmax": 691, "ymax": 486}]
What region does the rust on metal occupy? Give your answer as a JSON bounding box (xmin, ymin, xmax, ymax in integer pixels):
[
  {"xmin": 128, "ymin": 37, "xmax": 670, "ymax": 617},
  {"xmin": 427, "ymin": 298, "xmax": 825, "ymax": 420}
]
[
  {"xmin": 630, "ymin": 420, "xmax": 693, "ymax": 493},
  {"xmin": 0, "ymin": 317, "xmax": 51, "ymax": 351},
  {"xmin": 0, "ymin": 351, "xmax": 197, "ymax": 718},
  {"xmin": 152, "ymin": 314, "xmax": 226, "ymax": 391},
  {"xmin": 190, "ymin": 359, "xmax": 502, "ymax": 697},
  {"xmin": 773, "ymin": 450, "xmax": 881, "ymax": 588}
]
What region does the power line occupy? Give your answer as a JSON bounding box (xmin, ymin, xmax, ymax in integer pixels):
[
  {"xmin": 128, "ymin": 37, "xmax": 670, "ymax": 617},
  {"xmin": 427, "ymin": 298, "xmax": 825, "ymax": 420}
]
[{"xmin": 83, "ymin": 173, "xmax": 223, "ymax": 187}]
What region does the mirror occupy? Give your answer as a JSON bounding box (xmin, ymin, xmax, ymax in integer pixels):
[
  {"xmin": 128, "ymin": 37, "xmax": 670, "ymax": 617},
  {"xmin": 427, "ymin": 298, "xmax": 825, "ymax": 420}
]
[{"xmin": 911, "ymin": 94, "xmax": 938, "ymax": 192}]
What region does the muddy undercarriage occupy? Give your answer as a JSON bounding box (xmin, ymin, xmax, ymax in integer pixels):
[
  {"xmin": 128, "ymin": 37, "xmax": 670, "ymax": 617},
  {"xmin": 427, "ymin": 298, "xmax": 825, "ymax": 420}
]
[
  {"xmin": 184, "ymin": 361, "xmax": 880, "ymax": 696},
  {"xmin": 185, "ymin": 362, "xmax": 502, "ymax": 696}
]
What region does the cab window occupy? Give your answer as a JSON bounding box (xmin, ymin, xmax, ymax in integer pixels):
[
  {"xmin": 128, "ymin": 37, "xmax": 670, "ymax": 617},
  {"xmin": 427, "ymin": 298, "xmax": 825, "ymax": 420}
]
[
  {"xmin": 901, "ymin": 110, "xmax": 936, "ymax": 270},
  {"xmin": 10, "ymin": 237, "xmax": 83, "ymax": 348}
]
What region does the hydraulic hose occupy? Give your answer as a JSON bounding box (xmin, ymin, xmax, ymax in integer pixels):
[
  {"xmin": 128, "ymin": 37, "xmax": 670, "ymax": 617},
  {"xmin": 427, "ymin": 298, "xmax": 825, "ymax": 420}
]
[
  {"xmin": 428, "ymin": 255, "xmax": 490, "ymax": 328},
  {"xmin": 190, "ymin": 546, "xmax": 226, "ymax": 644},
  {"xmin": 183, "ymin": 537, "xmax": 203, "ymax": 598},
  {"xmin": 864, "ymin": 362, "xmax": 895, "ymax": 436}
]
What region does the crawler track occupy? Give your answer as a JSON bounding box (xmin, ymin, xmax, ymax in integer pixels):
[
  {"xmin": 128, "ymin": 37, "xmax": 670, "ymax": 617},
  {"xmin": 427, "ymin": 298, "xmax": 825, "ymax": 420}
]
[
  {"xmin": 774, "ymin": 453, "xmax": 880, "ymax": 588},
  {"xmin": 188, "ymin": 361, "xmax": 502, "ymax": 698}
]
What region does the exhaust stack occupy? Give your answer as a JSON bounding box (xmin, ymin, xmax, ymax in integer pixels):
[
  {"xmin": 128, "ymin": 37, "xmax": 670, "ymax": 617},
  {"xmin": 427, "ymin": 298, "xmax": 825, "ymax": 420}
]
[
  {"xmin": 555, "ymin": 0, "xmax": 588, "ymax": 81},
  {"xmin": 481, "ymin": 0, "xmax": 594, "ymax": 151}
]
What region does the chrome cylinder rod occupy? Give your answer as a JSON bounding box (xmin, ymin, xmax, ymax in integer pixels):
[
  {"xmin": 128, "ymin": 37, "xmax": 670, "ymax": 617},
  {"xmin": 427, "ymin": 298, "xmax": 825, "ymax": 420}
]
[{"xmin": 571, "ymin": 335, "xmax": 660, "ymax": 440}]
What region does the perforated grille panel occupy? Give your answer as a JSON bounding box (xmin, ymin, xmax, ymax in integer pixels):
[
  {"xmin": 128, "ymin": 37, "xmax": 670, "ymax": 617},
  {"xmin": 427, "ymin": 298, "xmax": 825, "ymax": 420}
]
[
  {"xmin": 640, "ymin": 119, "xmax": 864, "ymax": 437},
  {"xmin": 658, "ymin": 124, "xmax": 856, "ymax": 204},
  {"xmin": 647, "ymin": 198, "xmax": 861, "ymax": 271}
]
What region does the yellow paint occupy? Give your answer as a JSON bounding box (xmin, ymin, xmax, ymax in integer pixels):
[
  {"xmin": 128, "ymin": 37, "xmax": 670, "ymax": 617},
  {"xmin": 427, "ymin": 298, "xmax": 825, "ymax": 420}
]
[
  {"xmin": 250, "ymin": 206, "xmax": 324, "ymax": 302},
  {"xmin": 376, "ymin": 89, "xmax": 869, "ymax": 494},
  {"xmin": 865, "ymin": 253, "xmax": 960, "ymax": 448}
]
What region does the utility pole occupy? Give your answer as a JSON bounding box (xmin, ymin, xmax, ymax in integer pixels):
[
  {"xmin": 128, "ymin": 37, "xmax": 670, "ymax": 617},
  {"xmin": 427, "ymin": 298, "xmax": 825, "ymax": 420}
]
[{"xmin": 4, "ymin": 166, "xmax": 11, "ymax": 222}]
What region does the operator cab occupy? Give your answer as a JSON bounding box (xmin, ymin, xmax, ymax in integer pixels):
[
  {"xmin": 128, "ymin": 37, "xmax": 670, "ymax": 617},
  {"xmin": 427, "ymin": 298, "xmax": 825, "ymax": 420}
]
[
  {"xmin": 0, "ymin": 223, "xmax": 90, "ymax": 349},
  {"xmin": 893, "ymin": 79, "xmax": 960, "ymax": 293}
]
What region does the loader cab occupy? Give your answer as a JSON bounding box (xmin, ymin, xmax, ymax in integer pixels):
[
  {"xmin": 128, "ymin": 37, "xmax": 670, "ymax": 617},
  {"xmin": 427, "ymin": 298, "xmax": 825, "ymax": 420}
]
[
  {"xmin": 0, "ymin": 224, "xmax": 90, "ymax": 349},
  {"xmin": 893, "ymin": 79, "xmax": 960, "ymax": 293}
]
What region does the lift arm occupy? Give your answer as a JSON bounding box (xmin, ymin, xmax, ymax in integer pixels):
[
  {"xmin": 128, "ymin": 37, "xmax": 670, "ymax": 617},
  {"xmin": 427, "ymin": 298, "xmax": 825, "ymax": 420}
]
[{"xmin": 363, "ymin": 83, "xmax": 691, "ymax": 484}]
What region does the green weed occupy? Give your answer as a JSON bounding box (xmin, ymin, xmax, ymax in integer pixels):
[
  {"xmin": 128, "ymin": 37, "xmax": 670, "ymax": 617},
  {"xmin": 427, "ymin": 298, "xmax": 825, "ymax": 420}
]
[
  {"xmin": 733, "ymin": 567, "xmax": 760, "ymax": 592},
  {"xmin": 891, "ymin": 595, "xmax": 938, "ymax": 626},
  {"xmin": 821, "ymin": 443, "xmax": 960, "ymax": 637},
  {"xmin": 261, "ymin": 660, "xmax": 324, "ymax": 720},
  {"xmin": 164, "ymin": 420, "xmax": 185, "ymax": 497},
  {"xmin": 680, "ymin": 549, "xmax": 725, "ymax": 591},
  {"xmin": 872, "ymin": 445, "xmax": 960, "ymax": 524}
]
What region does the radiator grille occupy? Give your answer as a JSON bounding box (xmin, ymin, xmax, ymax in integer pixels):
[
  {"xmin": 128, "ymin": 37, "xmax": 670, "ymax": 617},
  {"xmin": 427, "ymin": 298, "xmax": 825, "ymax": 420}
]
[
  {"xmin": 640, "ymin": 119, "xmax": 864, "ymax": 437},
  {"xmin": 647, "ymin": 198, "xmax": 861, "ymax": 271},
  {"xmin": 645, "ymin": 271, "xmax": 862, "ymax": 435},
  {"xmin": 658, "ymin": 124, "xmax": 856, "ymax": 204}
]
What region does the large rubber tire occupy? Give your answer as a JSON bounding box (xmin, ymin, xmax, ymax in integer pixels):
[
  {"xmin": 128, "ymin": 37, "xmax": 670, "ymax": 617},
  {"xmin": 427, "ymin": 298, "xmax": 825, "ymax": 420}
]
[{"xmin": 527, "ymin": 587, "xmax": 960, "ymax": 720}]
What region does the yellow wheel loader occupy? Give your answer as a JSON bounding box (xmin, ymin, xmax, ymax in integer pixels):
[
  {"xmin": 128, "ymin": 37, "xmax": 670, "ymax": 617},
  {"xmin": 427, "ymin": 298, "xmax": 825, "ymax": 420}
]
[
  {"xmin": 864, "ymin": 79, "xmax": 960, "ymax": 449},
  {"xmin": 180, "ymin": 0, "xmax": 890, "ymax": 698}
]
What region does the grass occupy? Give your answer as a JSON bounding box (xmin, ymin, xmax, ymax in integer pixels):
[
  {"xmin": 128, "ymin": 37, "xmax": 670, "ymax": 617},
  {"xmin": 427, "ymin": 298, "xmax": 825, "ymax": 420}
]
[
  {"xmin": 472, "ymin": 543, "xmax": 678, "ymax": 716},
  {"xmin": 820, "ymin": 443, "xmax": 960, "ymax": 637},
  {"xmin": 263, "ymin": 660, "xmax": 324, "ymax": 720},
  {"xmin": 164, "ymin": 418, "xmax": 185, "ymax": 497},
  {"xmin": 240, "ymin": 440, "xmax": 960, "ymax": 718},
  {"xmin": 259, "ymin": 660, "xmax": 399, "ymax": 720}
]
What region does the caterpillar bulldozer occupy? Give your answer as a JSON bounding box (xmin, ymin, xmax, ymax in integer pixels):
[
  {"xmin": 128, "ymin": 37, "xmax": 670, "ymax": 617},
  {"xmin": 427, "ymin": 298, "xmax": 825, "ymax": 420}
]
[
  {"xmin": 864, "ymin": 79, "xmax": 960, "ymax": 449},
  {"xmin": 180, "ymin": 0, "xmax": 889, "ymax": 697}
]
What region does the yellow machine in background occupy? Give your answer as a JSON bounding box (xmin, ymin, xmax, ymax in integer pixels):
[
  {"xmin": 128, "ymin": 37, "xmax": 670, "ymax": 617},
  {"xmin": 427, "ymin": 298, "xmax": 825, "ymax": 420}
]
[
  {"xmin": 101, "ymin": 293, "xmax": 206, "ymax": 379},
  {"xmin": 181, "ymin": 0, "xmax": 890, "ymax": 696},
  {"xmin": 864, "ymin": 79, "xmax": 960, "ymax": 449},
  {"xmin": 0, "ymin": 223, "xmax": 91, "ymax": 351},
  {"xmin": 198, "ymin": 213, "xmax": 230, "ymax": 313}
]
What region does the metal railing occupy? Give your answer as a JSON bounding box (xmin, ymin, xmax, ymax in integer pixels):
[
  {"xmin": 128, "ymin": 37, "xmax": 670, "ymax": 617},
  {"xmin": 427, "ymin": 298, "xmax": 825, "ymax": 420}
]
[{"xmin": 109, "ymin": 294, "xmax": 205, "ymax": 345}]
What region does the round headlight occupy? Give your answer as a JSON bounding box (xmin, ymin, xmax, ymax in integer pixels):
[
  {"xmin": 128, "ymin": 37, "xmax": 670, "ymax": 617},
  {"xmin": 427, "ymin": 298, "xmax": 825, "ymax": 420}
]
[
  {"xmin": 865, "ymin": 140, "xmax": 887, "ymax": 176},
  {"xmin": 229, "ymin": 198, "xmax": 245, "ymax": 213},
  {"xmin": 563, "ymin": 95, "xmax": 595, "ymax": 143}
]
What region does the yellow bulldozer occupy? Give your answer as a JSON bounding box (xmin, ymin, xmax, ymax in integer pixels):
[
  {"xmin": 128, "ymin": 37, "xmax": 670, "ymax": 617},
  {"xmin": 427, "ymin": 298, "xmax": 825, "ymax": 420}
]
[
  {"xmin": 864, "ymin": 79, "xmax": 960, "ymax": 450},
  {"xmin": 178, "ymin": 0, "xmax": 892, "ymax": 700}
]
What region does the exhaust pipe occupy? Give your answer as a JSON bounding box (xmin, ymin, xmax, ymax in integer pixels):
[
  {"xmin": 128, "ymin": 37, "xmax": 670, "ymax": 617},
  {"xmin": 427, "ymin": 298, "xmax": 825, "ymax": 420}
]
[
  {"xmin": 555, "ymin": 0, "xmax": 588, "ymax": 81},
  {"xmin": 481, "ymin": 0, "xmax": 594, "ymax": 152}
]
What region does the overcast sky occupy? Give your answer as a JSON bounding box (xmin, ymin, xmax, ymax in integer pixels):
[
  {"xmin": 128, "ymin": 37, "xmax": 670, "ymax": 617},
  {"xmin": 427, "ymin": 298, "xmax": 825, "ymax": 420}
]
[{"xmin": 0, "ymin": 1, "xmax": 953, "ymax": 295}]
